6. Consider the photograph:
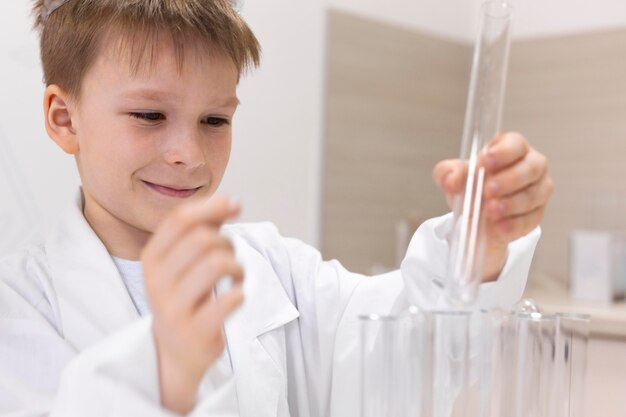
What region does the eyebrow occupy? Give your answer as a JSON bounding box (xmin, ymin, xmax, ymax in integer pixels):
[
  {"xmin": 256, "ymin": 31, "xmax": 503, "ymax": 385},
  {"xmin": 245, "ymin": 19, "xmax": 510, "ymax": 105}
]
[{"xmin": 120, "ymin": 89, "xmax": 240, "ymax": 107}]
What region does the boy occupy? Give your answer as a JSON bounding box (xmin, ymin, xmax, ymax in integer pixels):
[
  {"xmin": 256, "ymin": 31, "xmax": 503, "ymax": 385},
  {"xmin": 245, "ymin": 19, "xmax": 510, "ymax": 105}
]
[{"xmin": 0, "ymin": 0, "xmax": 552, "ymax": 416}]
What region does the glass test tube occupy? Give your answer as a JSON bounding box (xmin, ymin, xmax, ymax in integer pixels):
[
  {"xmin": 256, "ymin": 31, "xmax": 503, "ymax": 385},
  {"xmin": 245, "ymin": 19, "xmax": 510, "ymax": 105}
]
[
  {"xmin": 510, "ymin": 312, "xmax": 557, "ymax": 417},
  {"xmin": 552, "ymin": 313, "xmax": 590, "ymax": 417},
  {"xmin": 475, "ymin": 304, "xmax": 591, "ymax": 417},
  {"xmin": 360, "ymin": 312, "xmax": 429, "ymax": 417},
  {"xmin": 360, "ymin": 310, "xmax": 473, "ymax": 417},
  {"xmin": 476, "ymin": 309, "xmax": 519, "ymax": 417},
  {"xmin": 359, "ymin": 308, "xmax": 590, "ymax": 417},
  {"xmin": 446, "ymin": 1, "xmax": 515, "ymax": 305},
  {"xmin": 360, "ymin": 314, "xmax": 394, "ymax": 417},
  {"xmin": 431, "ymin": 311, "xmax": 472, "ymax": 417}
]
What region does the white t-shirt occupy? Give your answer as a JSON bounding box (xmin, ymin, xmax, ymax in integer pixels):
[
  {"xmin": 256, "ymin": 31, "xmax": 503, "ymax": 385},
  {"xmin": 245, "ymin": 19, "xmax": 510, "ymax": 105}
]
[{"xmin": 112, "ymin": 257, "xmax": 150, "ymax": 317}]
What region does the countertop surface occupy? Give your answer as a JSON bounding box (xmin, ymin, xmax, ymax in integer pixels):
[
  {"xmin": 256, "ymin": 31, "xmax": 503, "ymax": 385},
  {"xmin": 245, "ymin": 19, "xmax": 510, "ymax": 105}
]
[{"xmin": 524, "ymin": 272, "xmax": 626, "ymax": 339}]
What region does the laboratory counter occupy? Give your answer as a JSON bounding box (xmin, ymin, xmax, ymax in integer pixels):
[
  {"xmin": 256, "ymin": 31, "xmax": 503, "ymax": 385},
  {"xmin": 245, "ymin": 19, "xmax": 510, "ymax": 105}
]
[{"xmin": 524, "ymin": 271, "xmax": 626, "ymax": 340}]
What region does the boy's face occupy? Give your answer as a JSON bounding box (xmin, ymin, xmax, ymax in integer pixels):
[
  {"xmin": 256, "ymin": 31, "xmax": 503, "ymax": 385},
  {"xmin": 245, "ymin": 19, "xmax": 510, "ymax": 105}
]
[{"xmin": 68, "ymin": 36, "xmax": 239, "ymax": 251}]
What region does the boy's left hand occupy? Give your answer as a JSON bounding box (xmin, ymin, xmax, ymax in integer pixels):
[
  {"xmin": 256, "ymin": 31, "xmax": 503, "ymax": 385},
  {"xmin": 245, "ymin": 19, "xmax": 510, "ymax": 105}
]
[{"xmin": 433, "ymin": 132, "xmax": 553, "ymax": 281}]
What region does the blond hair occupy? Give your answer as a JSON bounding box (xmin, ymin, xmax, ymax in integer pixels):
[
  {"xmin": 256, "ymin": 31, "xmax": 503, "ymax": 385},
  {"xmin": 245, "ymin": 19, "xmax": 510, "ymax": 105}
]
[{"xmin": 32, "ymin": 0, "xmax": 261, "ymax": 98}]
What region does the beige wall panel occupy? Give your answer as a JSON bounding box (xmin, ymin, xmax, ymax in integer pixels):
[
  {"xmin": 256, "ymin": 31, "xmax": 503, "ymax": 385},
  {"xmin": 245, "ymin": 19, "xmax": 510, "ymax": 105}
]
[
  {"xmin": 503, "ymin": 29, "xmax": 626, "ymax": 284},
  {"xmin": 322, "ymin": 11, "xmax": 470, "ymax": 273}
]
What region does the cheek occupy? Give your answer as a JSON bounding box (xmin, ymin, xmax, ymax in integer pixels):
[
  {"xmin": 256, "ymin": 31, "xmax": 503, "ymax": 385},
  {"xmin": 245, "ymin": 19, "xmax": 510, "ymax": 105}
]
[
  {"xmin": 206, "ymin": 135, "xmax": 232, "ymax": 169},
  {"xmin": 79, "ymin": 125, "xmax": 153, "ymax": 181}
]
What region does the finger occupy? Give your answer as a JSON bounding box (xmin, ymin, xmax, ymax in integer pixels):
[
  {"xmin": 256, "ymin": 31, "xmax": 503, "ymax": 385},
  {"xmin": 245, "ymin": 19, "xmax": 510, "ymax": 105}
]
[
  {"xmin": 193, "ymin": 284, "xmax": 245, "ymax": 336},
  {"xmin": 145, "ymin": 195, "xmax": 240, "ymax": 260},
  {"xmin": 176, "ymin": 251, "xmax": 244, "ymax": 311},
  {"xmin": 150, "ymin": 228, "xmax": 234, "ymax": 291},
  {"xmin": 483, "ymin": 149, "xmax": 547, "ymax": 199},
  {"xmin": 485, "ymin": 175, "xmax": 554, "ymax": 221},
  {"xmin": 482, "ymin": 132, "xmax": 530, "ymax": 173},
  {"xmin": 433, "ymin": 159, "xmax": 468, "ymax": 194},
  {"xmin": 488, "ymin": 206, "xmax": 545, "ymax": 245}
]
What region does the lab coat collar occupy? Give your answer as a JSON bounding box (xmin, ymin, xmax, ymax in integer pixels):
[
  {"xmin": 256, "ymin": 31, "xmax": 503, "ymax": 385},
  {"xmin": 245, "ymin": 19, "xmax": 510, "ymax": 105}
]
[
  {"xmin": 228, "ymin": 232, "xmax": 300, "ymax": 338},
  {"xmin": 45, "ymin": 190, "xmax": 139, "ymax": 351},
  {"xmin": 224, "ymin": 232, "xmax": 300, "ymax": 416}
]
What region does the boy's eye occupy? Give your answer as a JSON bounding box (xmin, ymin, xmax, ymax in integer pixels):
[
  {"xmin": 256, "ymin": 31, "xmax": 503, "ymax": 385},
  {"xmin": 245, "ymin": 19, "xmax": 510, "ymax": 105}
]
[
  {"xmin": 130, "ymin": 112, "xmax": 165, "ymax": 122},
  {"xmin": 203, "ymin": 117, "xmax": 230, "ymax": 127}
]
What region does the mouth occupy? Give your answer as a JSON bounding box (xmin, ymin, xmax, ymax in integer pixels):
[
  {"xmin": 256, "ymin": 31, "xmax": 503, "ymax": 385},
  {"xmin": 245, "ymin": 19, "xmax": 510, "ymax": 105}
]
[{"xmin": 142, "ymin": 181, "xmax": 202, "ymax": 198}]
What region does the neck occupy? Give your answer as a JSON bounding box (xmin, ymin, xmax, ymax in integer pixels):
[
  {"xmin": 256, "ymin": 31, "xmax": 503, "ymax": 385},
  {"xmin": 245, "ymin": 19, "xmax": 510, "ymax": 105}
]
[{"xmin": 82, "ymin": 193, "xmax": 151, "ymax": 261}]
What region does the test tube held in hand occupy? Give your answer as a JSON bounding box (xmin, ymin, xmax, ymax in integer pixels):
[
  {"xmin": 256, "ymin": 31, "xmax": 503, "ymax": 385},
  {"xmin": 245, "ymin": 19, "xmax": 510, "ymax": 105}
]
[{"xmin": 446, "ymin": 1, "xmax": 514, "ymax": 305}]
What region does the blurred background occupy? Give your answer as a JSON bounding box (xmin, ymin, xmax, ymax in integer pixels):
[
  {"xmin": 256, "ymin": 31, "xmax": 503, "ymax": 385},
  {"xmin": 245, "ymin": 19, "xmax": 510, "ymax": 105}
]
[{"xmin": 1, "ymin": 1, "xmax": 625, "ymax": 415}]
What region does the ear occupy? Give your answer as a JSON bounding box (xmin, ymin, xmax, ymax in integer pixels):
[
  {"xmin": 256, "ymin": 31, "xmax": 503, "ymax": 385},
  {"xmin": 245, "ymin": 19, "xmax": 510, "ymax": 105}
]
[{"xmin": 44, "ymin": 85, "xmax": 79, "ymax": 154}]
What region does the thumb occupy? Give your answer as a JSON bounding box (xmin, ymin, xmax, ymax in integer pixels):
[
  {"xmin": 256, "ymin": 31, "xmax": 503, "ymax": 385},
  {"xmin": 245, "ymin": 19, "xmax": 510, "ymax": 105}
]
[{"xmin": 433, "ymin": 159, "xmax": 467, "ymax": 194}]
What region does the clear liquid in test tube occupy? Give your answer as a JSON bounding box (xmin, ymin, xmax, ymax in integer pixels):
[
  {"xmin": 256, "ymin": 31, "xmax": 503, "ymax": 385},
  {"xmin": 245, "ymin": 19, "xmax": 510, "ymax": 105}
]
[{"xmin": 446, "ymin": 1, "xmax": 514, "ymax": 306}]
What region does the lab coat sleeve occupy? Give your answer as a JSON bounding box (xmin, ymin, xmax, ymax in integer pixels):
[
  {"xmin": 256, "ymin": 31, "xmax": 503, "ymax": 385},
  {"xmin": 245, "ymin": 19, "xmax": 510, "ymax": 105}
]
[
  {"xmin": 400, "ymin": 213, "xmax": 541, "ymax": 310},
  {"xmin": 0, "ymin": 314, "xmax": 239, "ymax": 417},
  {"xmin": 50, "ymin": 318, "xmax": 167, "ymax": 416},
  {"xmin": 50, "ymin": 318, "xmax": 239, "ymax": 417},
  {"xmin": 0, "ymin": 317, "xmax": 240, "ymax": 417}
]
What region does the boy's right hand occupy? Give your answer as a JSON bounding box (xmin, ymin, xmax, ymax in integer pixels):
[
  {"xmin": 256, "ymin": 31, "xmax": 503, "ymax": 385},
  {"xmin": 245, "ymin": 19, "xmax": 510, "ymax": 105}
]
[{"xmin": 141, "ymin": 196, "xmax": 244, "ymax": 415}]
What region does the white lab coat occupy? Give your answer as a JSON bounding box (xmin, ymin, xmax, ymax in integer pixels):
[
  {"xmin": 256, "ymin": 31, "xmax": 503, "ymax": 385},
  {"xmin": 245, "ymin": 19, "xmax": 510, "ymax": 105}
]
[{"xmin": 0, "ymin": 191, "xmax": 540, "ymax": 417}]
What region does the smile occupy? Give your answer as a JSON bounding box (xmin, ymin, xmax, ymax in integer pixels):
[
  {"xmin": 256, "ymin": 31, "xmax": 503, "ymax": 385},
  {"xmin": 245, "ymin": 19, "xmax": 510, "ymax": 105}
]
[{"xmin": 143, "ymin": 181, "xmax": 201, "ymax": 198}]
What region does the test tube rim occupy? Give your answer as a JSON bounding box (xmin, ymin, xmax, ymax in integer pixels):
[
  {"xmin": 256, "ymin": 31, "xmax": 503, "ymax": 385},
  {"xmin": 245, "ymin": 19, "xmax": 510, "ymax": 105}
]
[
  {"xmin": 427, "ymin": 310, "xmax": 473, "ymax": 317},
  {"xmin": 514, "ymin": 311, "xmax": 558, "ymax": 321},
  {"xmin": 480, "ymin": 1, "xmax": 515, "ymax": 20},
  {"xmin": 555, "ymin": 312, "xmax": 592, "ymax": 322}
]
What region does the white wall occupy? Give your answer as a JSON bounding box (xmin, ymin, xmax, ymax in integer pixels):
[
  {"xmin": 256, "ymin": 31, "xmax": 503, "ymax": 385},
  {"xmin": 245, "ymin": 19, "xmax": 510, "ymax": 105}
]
[
  {"xmin": 221, "ymin": 1, "xmax": 326, "ymax": 246},
  {"xmin": 0, "ymin": 3, "xmax": 78, "ymax": 255}
]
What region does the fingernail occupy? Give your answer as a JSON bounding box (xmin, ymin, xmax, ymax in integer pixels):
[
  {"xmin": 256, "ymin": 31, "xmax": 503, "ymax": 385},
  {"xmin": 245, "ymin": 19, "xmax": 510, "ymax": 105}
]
[{"xmin": 486, "ymin": 155, "xmax": 497, "ymax": 170}]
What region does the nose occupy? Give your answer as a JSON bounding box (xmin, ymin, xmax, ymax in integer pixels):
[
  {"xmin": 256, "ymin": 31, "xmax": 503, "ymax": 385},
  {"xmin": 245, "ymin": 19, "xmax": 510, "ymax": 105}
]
[{"xmin": 163, "ymin": 127, "xmax": 206, "ymax": 170}]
